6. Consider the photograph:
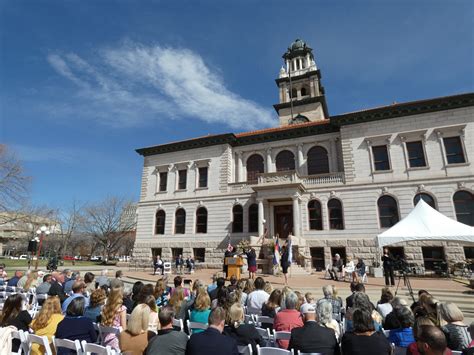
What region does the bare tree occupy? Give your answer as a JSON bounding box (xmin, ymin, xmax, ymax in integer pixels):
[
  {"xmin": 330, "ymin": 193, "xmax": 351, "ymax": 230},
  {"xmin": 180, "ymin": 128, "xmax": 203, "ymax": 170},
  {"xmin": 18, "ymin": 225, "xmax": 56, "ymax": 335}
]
[
  {"xmin": 81, "ymin": 197, "xmax": 136, "ymax": 262},
  {"xmin": 0, "ymin": 144, "xmax": 31, "ymax": 225},
  {"xmin": 56, "ymin": 200, "xmax": 84, "ymax": 256}
]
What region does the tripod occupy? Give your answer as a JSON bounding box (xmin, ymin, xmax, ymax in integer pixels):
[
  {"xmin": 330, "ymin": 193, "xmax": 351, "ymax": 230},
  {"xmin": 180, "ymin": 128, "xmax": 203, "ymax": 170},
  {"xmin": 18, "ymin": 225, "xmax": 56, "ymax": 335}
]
[{"xmin": 395, "ymin": 271, "xmax": 415, "ymax": 303}]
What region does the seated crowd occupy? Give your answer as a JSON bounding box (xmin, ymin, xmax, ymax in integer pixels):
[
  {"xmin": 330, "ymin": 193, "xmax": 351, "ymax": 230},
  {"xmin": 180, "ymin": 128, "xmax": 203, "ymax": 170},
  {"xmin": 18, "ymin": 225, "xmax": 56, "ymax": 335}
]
[{"xmin": 0, "ymin": 267, "xmax": 473, "ymax": 355}]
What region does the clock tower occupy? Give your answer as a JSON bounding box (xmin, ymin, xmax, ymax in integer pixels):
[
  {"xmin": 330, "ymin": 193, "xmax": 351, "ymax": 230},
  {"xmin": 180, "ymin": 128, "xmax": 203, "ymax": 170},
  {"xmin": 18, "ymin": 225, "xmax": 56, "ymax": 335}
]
[{"xmin": 273, "ymin": 39, "xmax": 329, "ymax": 126}]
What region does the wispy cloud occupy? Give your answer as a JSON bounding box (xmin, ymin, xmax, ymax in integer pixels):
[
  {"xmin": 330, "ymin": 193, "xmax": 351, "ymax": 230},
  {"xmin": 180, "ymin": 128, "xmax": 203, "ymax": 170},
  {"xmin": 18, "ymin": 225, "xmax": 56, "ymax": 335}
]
[
  {"xmin": 45, "ymin": 42, "xmax": 275, "ymax": 130},
  {"xmin": 11, "ymin": 144, "xmax": 86, "ymax": 164}
]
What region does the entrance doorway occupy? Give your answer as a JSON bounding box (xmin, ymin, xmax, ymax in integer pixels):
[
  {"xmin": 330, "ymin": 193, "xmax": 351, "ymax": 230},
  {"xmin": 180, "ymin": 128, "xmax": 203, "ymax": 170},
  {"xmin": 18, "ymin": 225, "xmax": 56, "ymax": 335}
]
[
  {"xmin": 274, "ymin": 205, "xmax": 293, "ymax": 238},
  {"xmin": 310, "ymin": 247, "xmax": 325, "ymax": 271}
]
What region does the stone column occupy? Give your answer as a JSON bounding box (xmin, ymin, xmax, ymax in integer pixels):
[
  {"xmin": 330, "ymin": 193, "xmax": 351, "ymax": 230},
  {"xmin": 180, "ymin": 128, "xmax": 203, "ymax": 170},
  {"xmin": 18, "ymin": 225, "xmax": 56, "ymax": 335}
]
[
  {"xmin": 292, "ymin": 194, "xmax": 300, "ymax": 237},
  {"xmin": 266, "ymin": 148, "xmax": 273, "ymax": 173},
  {"xmin": 297, "ymin": 144, "xmax": 304, "ymax": 175},
  {"xmin": 258, "ymin": 198, "xmax": 265, "ymax": 238},
  {"xmin": 237, "ymin": 152, "xmax": 243, "ymax": 182}
]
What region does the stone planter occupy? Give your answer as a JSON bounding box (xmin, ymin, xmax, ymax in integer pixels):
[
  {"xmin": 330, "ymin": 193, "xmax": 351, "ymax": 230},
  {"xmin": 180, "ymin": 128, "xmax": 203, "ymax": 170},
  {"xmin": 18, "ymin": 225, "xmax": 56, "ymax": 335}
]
[{"xmin": 370, "ymin": 267, "xmax": 384, "ymax": 278}]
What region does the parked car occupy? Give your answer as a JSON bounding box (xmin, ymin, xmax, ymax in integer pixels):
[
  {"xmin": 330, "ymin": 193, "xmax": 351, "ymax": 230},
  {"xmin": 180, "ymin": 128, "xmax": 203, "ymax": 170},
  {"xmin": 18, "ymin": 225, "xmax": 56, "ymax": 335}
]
[
  {"xmin": 62, "ymin": 255, "xmax": 75, "ymax": 261},
  {"xmin": 90, "ymin": 256, "xmax": 102, "ymax": 261},
  {"xmin": 19, "ymin": 255, "xmax": 28, "ymax": 260}
]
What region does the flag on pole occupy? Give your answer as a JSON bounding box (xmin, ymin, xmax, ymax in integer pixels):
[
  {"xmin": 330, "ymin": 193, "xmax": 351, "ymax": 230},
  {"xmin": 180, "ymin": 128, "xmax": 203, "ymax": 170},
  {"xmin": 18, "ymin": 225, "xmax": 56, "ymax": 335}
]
[
  {"xmin": 287, "ymin": 236, "xmax": 293, "ymax": 264},
  {"xmin": 273, "ymin": 237, "xmax": 280, "ymax": 265},
  {"xmin": 227, "ymin": 234, "xmax": 233, "ymax": 252}
]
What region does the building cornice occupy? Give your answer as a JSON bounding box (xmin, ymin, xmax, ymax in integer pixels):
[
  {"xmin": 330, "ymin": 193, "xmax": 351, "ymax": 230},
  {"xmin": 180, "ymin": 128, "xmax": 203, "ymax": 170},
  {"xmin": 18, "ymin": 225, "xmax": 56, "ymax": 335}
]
[
  {"xmin": 275, "ymin": 69, "xmax": 321, "ymax": 84},
  {"xmin": 136, "ymin": 93, "xmax": 474, "ymax": 157},
  {"xmin": 272, "ymin": 95, "xmax": 330, "ymax": 119},
  {"xmin": 136, "ymin": 133, "xmax": 236, "ymax": 157},
  {"xmin": 331, "ymin": 92, "xmax": 474, "ymax": 127}
]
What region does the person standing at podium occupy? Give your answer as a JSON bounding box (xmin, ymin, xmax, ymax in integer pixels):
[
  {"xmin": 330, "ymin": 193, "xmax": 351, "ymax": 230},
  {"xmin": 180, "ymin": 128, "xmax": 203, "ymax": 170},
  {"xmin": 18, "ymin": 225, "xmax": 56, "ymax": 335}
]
[{"xmin": 223, "ymin": 245, "xmax": 236, "ymax": 278}]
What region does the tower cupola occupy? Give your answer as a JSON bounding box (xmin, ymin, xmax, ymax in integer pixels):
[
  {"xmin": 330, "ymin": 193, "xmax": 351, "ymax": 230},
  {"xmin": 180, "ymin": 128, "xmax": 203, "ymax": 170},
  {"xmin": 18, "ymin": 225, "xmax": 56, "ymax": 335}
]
[{"xmin": 274, "ymin": 39, "xmax": 328, "ymax": 126}]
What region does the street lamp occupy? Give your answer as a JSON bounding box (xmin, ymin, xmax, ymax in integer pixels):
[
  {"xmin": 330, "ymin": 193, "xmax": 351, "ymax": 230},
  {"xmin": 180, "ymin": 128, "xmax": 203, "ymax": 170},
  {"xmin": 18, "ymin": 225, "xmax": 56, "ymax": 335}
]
[{"xmin": 34, "ymin": 225, "xmax": 50, "ymax": 270}]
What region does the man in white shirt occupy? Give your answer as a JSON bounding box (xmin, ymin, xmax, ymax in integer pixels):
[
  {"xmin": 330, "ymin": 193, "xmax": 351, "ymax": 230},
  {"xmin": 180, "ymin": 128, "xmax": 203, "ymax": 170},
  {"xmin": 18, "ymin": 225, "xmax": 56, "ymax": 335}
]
[{"xmin": 246, "ymin": 276, "xmax": 269, "ymax": 314}]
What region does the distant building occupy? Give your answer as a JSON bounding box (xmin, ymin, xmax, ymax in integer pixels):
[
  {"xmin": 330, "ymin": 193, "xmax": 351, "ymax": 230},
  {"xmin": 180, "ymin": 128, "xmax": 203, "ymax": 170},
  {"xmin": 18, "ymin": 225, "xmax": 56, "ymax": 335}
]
[
  {"xmin": 133, "ymin": 39, "xmax": 474, "ymax": 271},
  {"xmin": 0, "ymin": 212, "xmax": 61, "ymax": 256}
]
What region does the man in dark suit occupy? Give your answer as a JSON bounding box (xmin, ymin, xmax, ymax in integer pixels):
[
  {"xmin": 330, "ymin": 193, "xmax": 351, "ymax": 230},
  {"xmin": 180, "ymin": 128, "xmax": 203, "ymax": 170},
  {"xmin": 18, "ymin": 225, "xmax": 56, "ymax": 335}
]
[
  {"xmin": 48, "ymin": 271, "xmax": 68, "ymax": 303},
  {"xmin": 186, "ymin": 307, "xmax": 239, "ymax": 355},
  {"xmin": 288, "ymin": 303, "xmax": 341, "ymax": 355}
]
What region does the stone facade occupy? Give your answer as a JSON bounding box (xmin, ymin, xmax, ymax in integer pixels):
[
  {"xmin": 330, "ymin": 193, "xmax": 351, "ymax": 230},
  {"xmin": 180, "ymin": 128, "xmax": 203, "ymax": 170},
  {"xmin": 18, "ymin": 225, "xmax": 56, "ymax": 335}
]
[{"xmin": 133, "ymin": 40, "xmax": 474, "ymax": 272}]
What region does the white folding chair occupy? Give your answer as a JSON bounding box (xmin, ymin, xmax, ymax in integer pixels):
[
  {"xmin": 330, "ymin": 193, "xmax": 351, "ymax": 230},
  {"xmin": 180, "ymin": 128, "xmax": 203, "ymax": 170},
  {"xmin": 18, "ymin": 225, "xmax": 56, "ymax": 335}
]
[
  {"xmin": 256, "ymin": 345, "xmax": 291, "ymax": 355},
  {"xmin": 255, "ymin": 315, "xmax": 274, "ymax": 327},
  {"xmin": 173, "ymin": 318, "xmax": 184, "ymax": 331},
  {"xmin": 187, "ymin": 319, "xmax": 208, "ymax": 335},
  {"xmin": 297, "ymin": 351, "xmax": 323, "ymax": 355},
  {"xmin": 163, "ymin": 262, "xmax": 172, "ymax": 274},
  {"xmin": 255, "ymin": 327, "xmax": 271, "ymax": 343},
  {"xmin": 98, "ymin": 324, "xmax": 120, "ymax": 348},
  {"xmin": 53, "ymin": 337, "xmax": 83, "ymax": 354},
  {"xmin": 11, "ymin": 329, "xmax": 28, "ymax": 355},
  {"xmin": 324, "ymin": 264, "xmax": 332, "ymax": 279},
  {"xmin": 81, "ymin": 341, "xmax": 115, "ymax": 355},
  {"xmin": 26, "ymin": 333, "xmax": 53, "ymax": 355},
  {"xmin": 244, "ymin": 314, "xmax": 254, "ymax": 324},
  {"xmin": 238, "ymin": 344, "xmax": 253, "ymax": 355},
  {"xmin": 273, "ymin": 330, "xmax": 291, "ymax": 348}
]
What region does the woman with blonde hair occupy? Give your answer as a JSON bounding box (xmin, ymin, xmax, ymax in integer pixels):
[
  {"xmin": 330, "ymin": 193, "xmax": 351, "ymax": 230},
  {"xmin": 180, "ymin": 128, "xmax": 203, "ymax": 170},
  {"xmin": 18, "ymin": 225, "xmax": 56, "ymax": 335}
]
[
  {"xmin": 235, "ymin": 279, "xmax": 248, "ymax": 306},
  {"xmin": 143, "ymin": 294, "xmax": 159, "ymax": 332},
  {"xmin": 243, "ymin": 278, "xmax": 255, "ymax": 294},
  {"xmin": 119, "ymin": 304, "xmax": 155, "ymax": 355},
  {"xmin": 153, "ymin": 278, "xmax": 169, "ymax": 307},
  {"xmin": 169, "ymin": 286, "xmax": 187, "ymax": 320},
  {"xmin": 31, "ymin": 296, "xmax": 64, "ymax": 355},
  {"xmin": 224, "ymin": 303, "xmax": 264, "ymax": 355},
  {"xmin": 24, "ymin": 271, "xmax": 38, "ymax": 291},
  {"xmin": 439, "ymin": 302, "xmax": 472, "ymax": 351},
  {"xmin": 190, "ymin": 290, "xmax": 211, "ymax": 333},
  {"xmin": 101, "ymin": 287, "xmax": 127, "ymax": 351}
]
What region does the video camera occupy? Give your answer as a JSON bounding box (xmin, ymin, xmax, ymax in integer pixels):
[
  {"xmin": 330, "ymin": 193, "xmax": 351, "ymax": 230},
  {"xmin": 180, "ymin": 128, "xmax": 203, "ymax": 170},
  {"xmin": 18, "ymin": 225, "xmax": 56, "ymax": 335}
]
[{"xmin": 393, "ymin": 258, "xmax": 410, "ymax": 273}]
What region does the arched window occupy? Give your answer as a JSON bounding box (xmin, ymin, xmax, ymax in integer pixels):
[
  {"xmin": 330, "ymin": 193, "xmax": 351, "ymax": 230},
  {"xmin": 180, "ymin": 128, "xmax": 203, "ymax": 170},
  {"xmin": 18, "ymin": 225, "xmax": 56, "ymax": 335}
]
[
  {"xmin": 328, "ymin": 199, "xmax": 344, "ymax": 230},
  {"xmin": 196, "ymin": 207, "xmax": 207, "ymax": 234},
  {"xmin": 155, "ymin": 210, "xmax": 166, "ymax": 235},
  {"xmin": 453, "ymin": 191, "xmax": 474, "ymax": 226},
  {"xmin": 307, "ymin": 146, "xmax": 329, "ymax": 175},
  {"xmin": 301, "ymin": 87, "xmax": 307, "ymax": 96},
  {"xmin": 308, "ymin": 200, "xmax": 323, "ymax": 230},
  {"xmin": 291, "ymin": 88, "xmax": 297, "ymax": 100},
  {"xmin": 276, "ymin": 150, "xmax": 295, "ymax": 172},
  {"xmin": 248, "ymin": 204, "xmax": 259, "ymax": 233},
  {"xmin": 414, "ymin": 193, "xmax": 436, "ymax": 210},
  {"xmin": 232, "ymin": 205, "xmax": 243, "ymax": 233},
  {"xmin": 378, "ymin": 196, "xmax": 400, "ymax": 228},
  {"xmin": 246, "ymin": 154, "xmax": 264, "ymax": 183},
  {"xmin": 175, "ymin": 208, "xmax": 186, "ymax": 234}
]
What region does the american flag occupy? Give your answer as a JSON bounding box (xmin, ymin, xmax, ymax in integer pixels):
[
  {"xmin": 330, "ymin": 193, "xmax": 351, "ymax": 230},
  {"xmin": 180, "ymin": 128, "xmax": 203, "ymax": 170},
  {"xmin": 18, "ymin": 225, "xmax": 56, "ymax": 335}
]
[{"xmin": 273, "ymin": 237, "xmax": 280, "ymax": 265}]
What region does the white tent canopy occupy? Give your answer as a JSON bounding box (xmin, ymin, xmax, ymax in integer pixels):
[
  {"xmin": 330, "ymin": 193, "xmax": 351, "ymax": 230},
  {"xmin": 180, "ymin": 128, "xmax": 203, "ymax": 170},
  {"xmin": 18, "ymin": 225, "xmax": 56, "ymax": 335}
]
[{"xmin": 376, "ymin": 199, "xmax": 474, "ymax": 247}]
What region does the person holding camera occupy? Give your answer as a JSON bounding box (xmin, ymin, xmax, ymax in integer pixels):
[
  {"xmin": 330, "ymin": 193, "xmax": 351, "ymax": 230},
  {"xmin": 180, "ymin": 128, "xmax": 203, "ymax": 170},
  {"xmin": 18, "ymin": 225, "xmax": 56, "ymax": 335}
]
[{"xmin": 381, "ymin": 248, "xmax": 395, "ymax": 286}]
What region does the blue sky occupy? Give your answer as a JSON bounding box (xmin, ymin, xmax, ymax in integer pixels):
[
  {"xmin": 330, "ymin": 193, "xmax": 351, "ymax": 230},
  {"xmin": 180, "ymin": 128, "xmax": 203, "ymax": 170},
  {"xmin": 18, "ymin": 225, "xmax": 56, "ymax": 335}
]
[{"xmin": 1, "ymin": 0, "xmax": 473, "ymax": 209}]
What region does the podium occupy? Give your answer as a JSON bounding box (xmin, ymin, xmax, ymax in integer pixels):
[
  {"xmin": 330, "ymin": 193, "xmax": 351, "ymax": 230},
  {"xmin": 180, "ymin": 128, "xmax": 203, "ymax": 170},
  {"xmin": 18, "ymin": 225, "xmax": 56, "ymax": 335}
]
[{"xmin": 225, "ymin": 256, "xmax": 244, "ymax": 280}]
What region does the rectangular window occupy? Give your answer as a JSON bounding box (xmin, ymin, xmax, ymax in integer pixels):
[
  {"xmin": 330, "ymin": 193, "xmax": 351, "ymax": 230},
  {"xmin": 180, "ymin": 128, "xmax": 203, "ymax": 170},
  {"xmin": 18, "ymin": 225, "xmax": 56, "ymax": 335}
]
[
  {"xmin": 443, "ymin": 137, "xmax": 466, "ymax": 164},
  {"xmin": 198, "ymin": 167, "xmax": 208, "ymax": 188},
  {"xmin": 422, "ymin": 246, "xmax": 445, "ymax": 271},
  {"xmin": 464, "ymin": 246, "xmax": 474, "ymax": 260},
  {"xmin": 310, "ymin": 247, "xmax": 325, "ymax": 271},
  {"xmin": 372, "ymin": 145, "xmax": 390, "ymax": 171},
  {"xmin": 178, "ymin": 170, "xmax": 187, "ymax": 190},
  {"xmin": 159, "ymin": 172, "xmax": 168, "ymax": 192},
  {"xmin": 406, "ymin": 141, "xmax": 426, "ymax": 168},
  {"xmin": 193, "ymin": 248, "xmax": 205, "ymax": 263}
]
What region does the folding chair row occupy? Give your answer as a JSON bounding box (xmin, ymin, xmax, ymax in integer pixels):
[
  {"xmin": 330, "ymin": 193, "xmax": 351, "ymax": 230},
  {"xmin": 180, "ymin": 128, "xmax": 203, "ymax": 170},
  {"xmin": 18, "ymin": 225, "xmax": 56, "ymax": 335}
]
[{"xmin": 186, "ymin": 319, "xmax": 208, "ymax": 335}]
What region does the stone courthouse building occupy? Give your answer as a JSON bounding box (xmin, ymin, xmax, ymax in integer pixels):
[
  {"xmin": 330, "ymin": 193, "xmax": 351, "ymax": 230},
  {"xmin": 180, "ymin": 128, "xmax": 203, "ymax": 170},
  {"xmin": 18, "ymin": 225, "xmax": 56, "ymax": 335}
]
[{"xmin": 133, "ymin": 39, "xmax": 474, "ymax": 272}]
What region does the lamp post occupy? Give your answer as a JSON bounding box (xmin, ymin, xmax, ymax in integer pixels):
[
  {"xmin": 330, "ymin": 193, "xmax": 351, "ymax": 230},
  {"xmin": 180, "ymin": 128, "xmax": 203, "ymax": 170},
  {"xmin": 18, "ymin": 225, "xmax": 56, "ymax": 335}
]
[{"xmin": 34, "ymin": 225, "xmax": 50, "ymax": 271}]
